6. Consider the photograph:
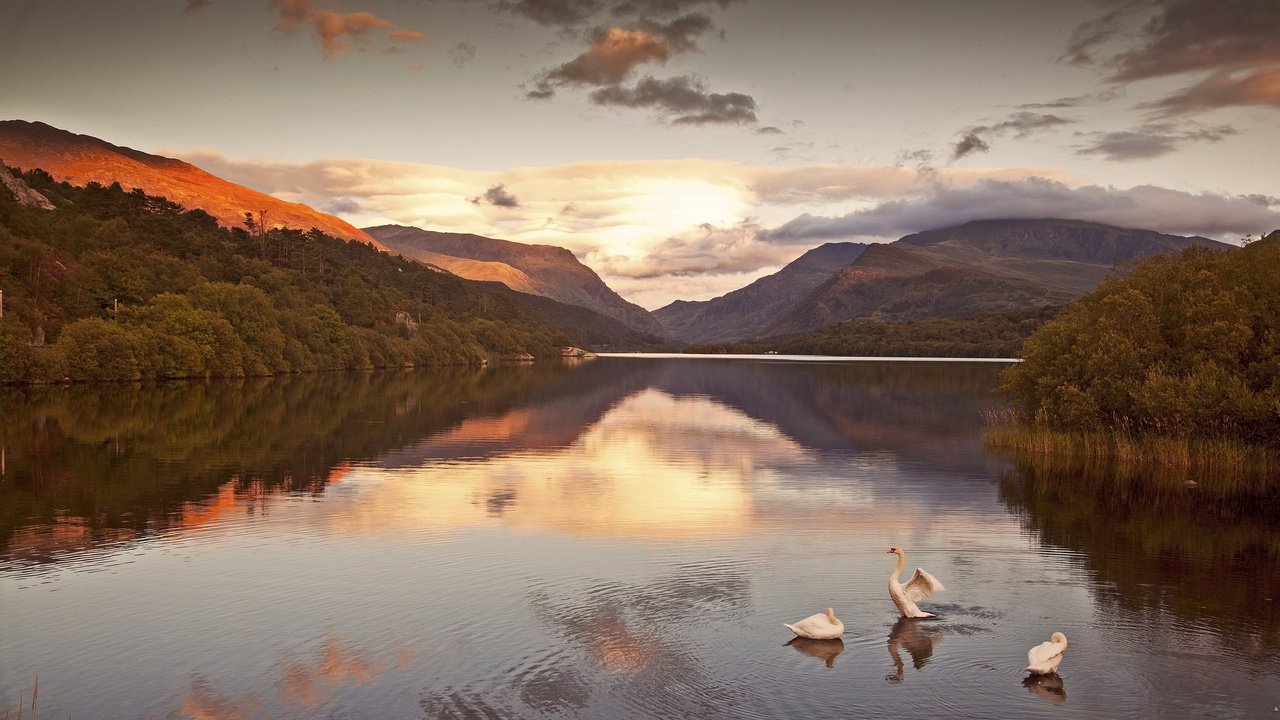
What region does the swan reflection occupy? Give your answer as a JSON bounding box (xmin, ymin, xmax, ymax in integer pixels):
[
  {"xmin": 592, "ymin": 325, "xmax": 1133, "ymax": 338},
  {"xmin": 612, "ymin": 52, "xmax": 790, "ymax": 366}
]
[
  {"xmin": 885, "ymin": 617, "xmax": 941, "ymax": 683},
  {"xmin": 1023, "ymin": 673, "xmax": 1067, "ymax": 703},
  {"xmin": 785, "ymin": 637, "xmax": 846, "ymax": 668}
]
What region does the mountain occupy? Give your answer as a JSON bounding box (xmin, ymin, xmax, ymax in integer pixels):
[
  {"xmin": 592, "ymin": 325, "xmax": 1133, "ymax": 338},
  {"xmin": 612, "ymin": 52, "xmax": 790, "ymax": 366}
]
[
  {"xmin": 0, "ymin": 120, "xmax": 381, "ymax": 248},
  {"xmin": 653, "ymin": 242, "xmax": 867, "ymax": 344},
  {"xmin": 761, "ymin": 219, "xmax": 1228, "ymax": 338},
  {"xmin": 366, "ymin": 224, "xmax": 669, "ymax": 339}
]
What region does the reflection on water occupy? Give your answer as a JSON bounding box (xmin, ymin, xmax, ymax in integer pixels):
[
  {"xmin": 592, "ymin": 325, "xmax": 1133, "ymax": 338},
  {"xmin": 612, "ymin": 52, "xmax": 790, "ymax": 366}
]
[
  {"xmin": 885, "ymin": 618, "xmax": 941, "ymax": 683},
  {"xmin": 785, "ymin": 637, "xmax": 845, "ymax": 669},
  {"xmin": 2, "ymin": 357, "xmax": 1278, "ymax": 718},
  {"xmin": 999, "ymin": 456, "xmax": 1280, "ymax": 669},
  {"xmin": 1022, "ymin": 674, "xmax": 1066, "ymax": 704}
]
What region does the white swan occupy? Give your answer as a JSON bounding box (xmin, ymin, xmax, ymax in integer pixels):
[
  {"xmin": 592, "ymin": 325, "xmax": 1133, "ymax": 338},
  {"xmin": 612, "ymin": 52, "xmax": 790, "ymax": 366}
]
[
  {"xmin": 784, "ymin": 607, "xmax": 844, "ymax": 640},
  {"xmin": 1025, "ymin": 632, "xmax": 1068, "ymax": 675},
  {"xmin": 886, "ymin": 547, "xmax": 945, "ymax": 618}
]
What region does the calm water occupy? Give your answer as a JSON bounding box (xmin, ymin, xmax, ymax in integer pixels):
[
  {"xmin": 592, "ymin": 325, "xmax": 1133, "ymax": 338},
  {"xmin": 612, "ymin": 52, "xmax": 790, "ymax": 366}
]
[{"xmin": 1, "ymin": 358, "xmax": 1277, "ymax": 719}]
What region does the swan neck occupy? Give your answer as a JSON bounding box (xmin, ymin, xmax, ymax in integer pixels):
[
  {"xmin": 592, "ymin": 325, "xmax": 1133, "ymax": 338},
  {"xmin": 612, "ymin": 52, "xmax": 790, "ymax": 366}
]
[{"xmin": 892, "ymin": 552, "xmax": 905, "ymax": 580}]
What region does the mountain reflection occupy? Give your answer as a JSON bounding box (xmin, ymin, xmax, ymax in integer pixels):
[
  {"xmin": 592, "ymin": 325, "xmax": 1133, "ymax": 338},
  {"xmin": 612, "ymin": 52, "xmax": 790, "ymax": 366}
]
[
  {"xmin": 999, "ymin": 456, "xmax": 1280, "ymax": 669},
  {"xmin": 1, "ymin": 358, "xmax": 1007, "ymax": 563}
]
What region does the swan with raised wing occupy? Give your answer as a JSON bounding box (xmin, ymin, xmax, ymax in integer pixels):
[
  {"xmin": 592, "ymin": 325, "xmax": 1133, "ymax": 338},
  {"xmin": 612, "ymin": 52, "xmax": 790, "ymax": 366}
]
[
  {"xmin": 1025, "ymin": 632, "xmax": 1068, "ymax": 675},
  {"xmin": 783, "ymin": 607, "xmax": 844, "ymax": 640},
  {"xmin": 886, "ymin": 547, "xmax": 945, "ymax": 618}
]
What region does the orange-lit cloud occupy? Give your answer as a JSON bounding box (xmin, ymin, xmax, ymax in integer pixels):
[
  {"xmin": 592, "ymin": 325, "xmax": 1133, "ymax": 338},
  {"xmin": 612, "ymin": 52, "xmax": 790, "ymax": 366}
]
[
  {"xmin": 271, "ymin": 0, "xmax": 422, "ymax": 61},
  {"xmin": 390, "ymin": 28, "xmax": 425, "ymax": 42},
  {"xmin": 1146, "ymin": 68, "xmax": 1280, "ymax": 116}
]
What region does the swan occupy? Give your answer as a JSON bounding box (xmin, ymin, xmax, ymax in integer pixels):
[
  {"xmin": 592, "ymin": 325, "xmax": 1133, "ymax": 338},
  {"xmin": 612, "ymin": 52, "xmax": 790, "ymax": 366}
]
[
  {"xmin": 886, "ymin": 547, "xmax": 945, "ymax": 618},
  {"xmin": 784, "ymin": 607, "xmax": 844, "ymax": 640},
  {"xmin": 1025, "ymin": 632, "xmax": 1068, "ymax": 675}
]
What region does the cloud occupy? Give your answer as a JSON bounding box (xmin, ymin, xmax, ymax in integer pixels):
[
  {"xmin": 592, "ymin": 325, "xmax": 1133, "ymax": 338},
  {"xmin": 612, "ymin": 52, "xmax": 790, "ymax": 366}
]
[
  {"xmin": 471, "ymin": 184, "xmax": 521, "ymax": 208},
  {"xmin": 270, "ymin": 0, "xmax": 421, "ymax": 60},
  {"xmin": 951, "ymin": 132, "xmax": 990, "ymax": 160},
  {"xmin": 1064, "ymin": 0, "xmax": 1280, "ymax": 115},
  {"xmin": 166, "ymin": 150, "xmax": 1073, "ymax": 308},
  {"xmin": 763, "ymin": 177, "xmax": 1280, "ymax": 243},
  {"xmin": 589, "ymin": 74, "xmax": 756, "ymax": 124},
  {"xmin": 952, "ymin": 112, "xmax": 1075, "ymax": 160},
  {"xmin": 530, "ymin": 27, "xmax": 669, "ymax": 96},
  {"xmin": 610, "ymin": 0, "xmax": 742, "ymax": 17},
  {"xmin": 635, "ymin": 12, "xmax": 715, "ymax": 53},
  {"xmin": 390, "ymin": 29, "xmax": 424, "ymax": 42},
  {"xmin": 754, "ymin": 126, "xmax": 783, "ymax": 135},
  {"xmin": 449, "ymin": 41, "xmax": 478, "ymax": 67},
  {"xmin": 1076, "ymin": 122, "xmax": 1236, "ymax": 161},
  {"xmin": 1143, "ymin": 67, "xmax": 1280, "ymax": 115},
  {"xmin": 183, "ymin": 0, "xmax": 212, "ymax": 13},
  {"xmin": 324, "ymin": 197, "xmax": 363, "ymax": 214},
  {"xmin": 495, "ymin": 0, "xmax": 605, "ymax": 29}
]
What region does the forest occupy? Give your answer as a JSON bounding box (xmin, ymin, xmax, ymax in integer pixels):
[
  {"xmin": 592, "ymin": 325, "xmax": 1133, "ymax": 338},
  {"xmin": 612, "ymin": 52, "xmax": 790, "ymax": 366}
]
[
  {"xmin": 999, "ymin": 231, "xmax": 1280, "ymax": 446},
  {"xmin": 0, "ymin": 168, "xmax": 661, "ymax": 384},
  {"xmin": 683, "ymin": 305, "xmax": 1060, "ymax": 358}
]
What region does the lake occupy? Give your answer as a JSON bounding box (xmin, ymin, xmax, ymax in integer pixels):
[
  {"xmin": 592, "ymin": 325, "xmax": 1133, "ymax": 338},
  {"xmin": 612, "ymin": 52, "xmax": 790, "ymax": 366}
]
[{"xmin": 2, "ymin": 357, "xmax": 1278, "ymax": 719}]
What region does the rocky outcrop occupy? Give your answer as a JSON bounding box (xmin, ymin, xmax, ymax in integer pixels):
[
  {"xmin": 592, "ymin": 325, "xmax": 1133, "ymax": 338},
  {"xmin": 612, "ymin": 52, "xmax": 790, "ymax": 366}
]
[{"xmin": 0, "ymin": 161, "xmax": 54, "ymax": 209}]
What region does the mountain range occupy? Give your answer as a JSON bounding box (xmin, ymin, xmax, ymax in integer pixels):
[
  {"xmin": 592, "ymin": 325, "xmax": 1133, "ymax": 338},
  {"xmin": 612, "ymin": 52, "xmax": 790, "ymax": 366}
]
[
  {"xmin": 365, "ymin": 225, "xmax": 668, "ymax": 338},
  {"xmin": 657, "ymin": 218, "xmax": 1228, "ymax": 344},
  {"xmin": 1, "ymin": 119, "xmax": 1238, "ymax": 350},
  {"xmin": 0, "ymin": 120, "xmax": 382, "ymax": 249}
]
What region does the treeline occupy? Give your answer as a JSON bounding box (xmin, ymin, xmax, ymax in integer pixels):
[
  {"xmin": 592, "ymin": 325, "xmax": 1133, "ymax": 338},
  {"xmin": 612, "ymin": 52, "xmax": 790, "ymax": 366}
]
[
  {"xmin": 1000, "ymin": 232, "xmax": 1280, "ymax": 445},
  {"xmin": 0, "ymin": 169, "xmax": 622, "ymax": 383},
  {"xmin": 684, "ymin": 305, "xmax": 1059, "ymax": 357}
]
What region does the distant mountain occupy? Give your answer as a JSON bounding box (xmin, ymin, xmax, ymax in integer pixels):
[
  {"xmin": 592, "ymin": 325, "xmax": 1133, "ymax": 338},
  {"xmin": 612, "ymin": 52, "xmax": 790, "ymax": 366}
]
[
  {"xmin": 653, "ymin": 242, "xmax": 867, "ymax": 344},
  {"xmin": 0, "ymin": 120, "xmax": 381, "ymax": 248},
  {"xmin": 366, "ymin": 224, "xmax": 669, "ymax": 339},
  {"xmin": 762, "ymin": 219, "xmax": 1229, "ymax": 338}
]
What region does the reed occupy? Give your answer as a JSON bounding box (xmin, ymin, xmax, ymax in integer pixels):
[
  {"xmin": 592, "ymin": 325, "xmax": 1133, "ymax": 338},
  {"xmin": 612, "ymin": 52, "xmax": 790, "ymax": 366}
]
[
  {"xmin": 3, "ymin": 674, "xmax": 38, "ymax": 720},
  {"xmin": 983, "ymin": 410, "xmax": 1279, "ymax": 484}
]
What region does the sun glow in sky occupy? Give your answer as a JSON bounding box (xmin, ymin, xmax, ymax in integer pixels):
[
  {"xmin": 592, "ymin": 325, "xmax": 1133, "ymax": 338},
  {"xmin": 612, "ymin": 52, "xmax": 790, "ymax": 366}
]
[{"xmin": 3, "ymin": 0, "xmax": 1278, "ymax": 308}]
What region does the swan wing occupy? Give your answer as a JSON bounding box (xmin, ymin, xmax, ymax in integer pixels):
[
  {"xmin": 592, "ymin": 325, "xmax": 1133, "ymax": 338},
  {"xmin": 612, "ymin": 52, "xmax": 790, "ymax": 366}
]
[
  {"xmin": 903, "ymin": 568, "xmax": 945, "ymax": 603},
  {"xmin": 1025, "ymin": 639, "xmax": 1067, "ymax": 672}
]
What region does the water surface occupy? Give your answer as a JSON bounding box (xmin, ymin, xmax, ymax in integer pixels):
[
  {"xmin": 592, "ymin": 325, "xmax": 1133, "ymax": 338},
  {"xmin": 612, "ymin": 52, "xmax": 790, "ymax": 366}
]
[{"xmin": 2, "ymin": 358, "xmax": 1277, "ymax": 718}]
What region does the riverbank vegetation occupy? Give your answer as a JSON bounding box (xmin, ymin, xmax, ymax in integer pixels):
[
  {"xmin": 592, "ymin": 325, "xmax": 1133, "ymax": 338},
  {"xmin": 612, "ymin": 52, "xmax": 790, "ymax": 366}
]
[
  {"xmin": 0, "ymin": 168, "xmax": 661, "ymax": 384},
  {"xmin": 991, "ymin": 229, "xmax": 1280, "ymax": 462}
]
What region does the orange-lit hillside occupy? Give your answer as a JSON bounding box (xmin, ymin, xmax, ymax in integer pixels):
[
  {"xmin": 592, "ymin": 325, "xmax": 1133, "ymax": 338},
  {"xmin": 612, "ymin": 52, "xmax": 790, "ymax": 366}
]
[{"xmin": 0, "ymin": 120, "xmax": 385, "ymax": 250}]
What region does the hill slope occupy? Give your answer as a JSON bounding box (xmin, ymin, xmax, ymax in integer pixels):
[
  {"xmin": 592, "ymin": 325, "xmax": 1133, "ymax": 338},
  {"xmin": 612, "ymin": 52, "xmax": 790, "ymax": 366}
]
[
  {"xmin": 366, "ymin": 224, "xmax": 669, "ymax": 339},
  {"xmin": 0, "ymin": 120, "xmax": 381, "ymax": 247},
  {"xmin": 667, "ymin": 219, "xmax": 1230, "ymax": 342},
  {"xmin": 653, "ymin": 242, "xmax": 867, "ymax": 344}
]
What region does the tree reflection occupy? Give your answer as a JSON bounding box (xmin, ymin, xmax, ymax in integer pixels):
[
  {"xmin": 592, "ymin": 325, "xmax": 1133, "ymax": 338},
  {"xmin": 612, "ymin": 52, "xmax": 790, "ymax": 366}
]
[{"xmin": 998, "ymin": 455, "xmax": 1280, "ymax": 668}]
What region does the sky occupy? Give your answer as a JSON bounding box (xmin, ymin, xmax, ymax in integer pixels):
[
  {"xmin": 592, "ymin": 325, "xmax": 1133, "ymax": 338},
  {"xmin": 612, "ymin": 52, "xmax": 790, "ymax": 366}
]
[{"xmin": 2, "ymin": 0, "xmax": 1278, "ymax": 309}]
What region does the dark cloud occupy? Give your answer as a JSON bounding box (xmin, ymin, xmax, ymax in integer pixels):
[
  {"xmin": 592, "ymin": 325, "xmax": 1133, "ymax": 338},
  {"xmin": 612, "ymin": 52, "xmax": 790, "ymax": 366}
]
[
  {"xmin": 589, "ymin": 74, "xmax": 756, "ymax": 125},
  {"xmin": 754, "ymin": 126, "xmax": 783, "ymax": 135},
  {"xmin": 951, "ymin": 132, "xmax": 990, "ymax": 160},
  {"xmin": 183, "ymin": 0, "xmax": 212, "ymax": 13},
  {"xmin": 495, "ymin": 0, "xmax": 604, "ymax": 29},
  {"xmin": 762, "ymin": 176, "xmax": 1280, "ymax": 243},
  {"xmin": 529, "ymin": 27, "xmax": 669, "ymax": 96},
  {"xmin": 449, "ymin": 41, "xmax": 478, "ymax": 67},
  {"xmin": 1018, "ymin": 88, "xmax": 1123, "ymax": 110},
  {"xmin": 1064, "ymin": 1, "xmax": 1280, "ymax": 115},
  {"xmin": 635, "ymin": 12, "xmax": 714, "ymax": 53},
  {"xmin": 610, "ymin": 0, "xmax": 741, "ymax": 18},
  {"xmin": 324, "ymin": 197, "xmax": 363, "ymax": 214},
  {"xmin": 471, "ymin": 184, "xmax": 521, "ymax": 207},
  {"xmin": 952, "ymin": 112, "xmax": 1074, "ymax": 160},
  {"xmin": 1076, "ymin": 122, "xmax": 1236, "ymax": 161}
]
